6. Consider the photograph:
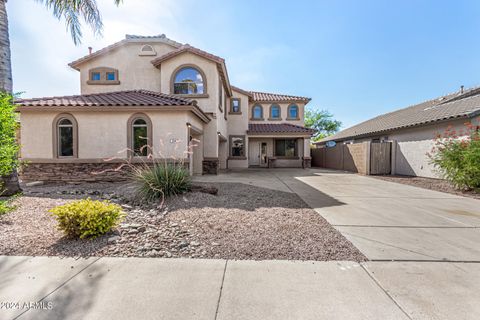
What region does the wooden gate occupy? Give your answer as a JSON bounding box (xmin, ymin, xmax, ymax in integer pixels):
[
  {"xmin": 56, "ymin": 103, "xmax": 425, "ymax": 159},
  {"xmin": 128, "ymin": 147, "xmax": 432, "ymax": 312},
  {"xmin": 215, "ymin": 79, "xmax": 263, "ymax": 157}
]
[
  {"xmin": 370, "ymin": 142, "xmax": 391, "ymax": 175},
  {"xmin": 312, "ymin": 141, "xmax": 392, "ymax": 175}
]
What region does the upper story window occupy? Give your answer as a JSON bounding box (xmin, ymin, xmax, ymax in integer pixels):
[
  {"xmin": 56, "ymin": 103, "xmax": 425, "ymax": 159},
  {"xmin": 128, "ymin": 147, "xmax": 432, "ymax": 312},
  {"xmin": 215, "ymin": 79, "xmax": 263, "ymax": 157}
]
[
  {"xmin": 106, "ymin": 72, "xmax": 116, "ymax": 81},
  {"xmin": 270, "ymin": 104, "xmax": 281, "ymax": 119},
  {"xmin": 87, "ymin": 67, "xmax": 120, "ymax": 85},
  {"xmin": 288, "ymin": 104, "xmax": 299, "ymax": 119},
  {"xmin": 252, "ymin": 104, "xmax": 264, "ymax": 120},
  {"xmin": 53, "ymin": 114, "xmax": 78, "ymax": 158},
  {"xmin": 91, "ymin": 72, "xmax": 101, "ymax": 81},
  {"xmin": 173, "ymin": 66, "xmax": 205, "ymax": 95},
  {"xmin": 230, "ymin": 98, "xmax": 241, "ymax": 114}
]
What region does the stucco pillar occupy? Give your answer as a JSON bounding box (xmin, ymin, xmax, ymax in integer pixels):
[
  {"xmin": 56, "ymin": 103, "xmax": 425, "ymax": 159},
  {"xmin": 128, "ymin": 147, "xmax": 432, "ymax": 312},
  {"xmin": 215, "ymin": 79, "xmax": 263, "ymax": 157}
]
[
  {"xmin": 365, "ymin": 141, "xmax": 371, "ymax": 175},
  {"xmin": 391, "ymin": 140, "xmax": 397, "ymax": 175}
]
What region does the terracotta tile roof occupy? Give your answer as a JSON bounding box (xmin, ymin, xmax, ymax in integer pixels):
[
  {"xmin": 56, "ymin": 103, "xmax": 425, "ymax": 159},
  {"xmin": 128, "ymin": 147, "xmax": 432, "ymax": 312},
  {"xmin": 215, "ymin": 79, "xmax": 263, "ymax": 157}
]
[
  {"xmin": 15, "ymin": 90, "xmax": 194, "ymax": 107},
  {"xmin": 248, "ymin": 123, "xmax": 315, "ymax": 135},
  {"xmin": 249, "ymin": 91, "xmax": 311, "ymax": 103},
  {"xmin": 151, "ymin": 44, "xmax": 224, "ymax": 66},
  {"xmin": 151, "ymin": 44, "xmax": 232, "ymax": 96},
  {"xmin": 320, "ymin": 87, "xmax": 480, "ymax": 143},
  {"xmin": 231, "ymin": 85, "xmax": 253, "ymax": 97},
  {"xmin": 69, "ymin": 34, "xmax": 182, "ymax": 70}
]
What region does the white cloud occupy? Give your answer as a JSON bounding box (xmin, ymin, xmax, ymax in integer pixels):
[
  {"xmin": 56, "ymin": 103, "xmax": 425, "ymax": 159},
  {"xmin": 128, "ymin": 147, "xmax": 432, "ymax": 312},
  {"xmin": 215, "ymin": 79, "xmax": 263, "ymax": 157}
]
[{"xmin": 8, "ymin": 0, "xmax": 183, "ymax": 97}]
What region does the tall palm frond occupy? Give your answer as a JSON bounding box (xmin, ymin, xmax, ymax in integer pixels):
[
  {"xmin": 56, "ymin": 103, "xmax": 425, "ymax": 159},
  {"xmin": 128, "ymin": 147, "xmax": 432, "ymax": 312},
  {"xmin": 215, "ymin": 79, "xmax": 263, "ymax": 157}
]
[{"xmin": 36, "ymin": 0, "xmax": 123, "ymax": 45}]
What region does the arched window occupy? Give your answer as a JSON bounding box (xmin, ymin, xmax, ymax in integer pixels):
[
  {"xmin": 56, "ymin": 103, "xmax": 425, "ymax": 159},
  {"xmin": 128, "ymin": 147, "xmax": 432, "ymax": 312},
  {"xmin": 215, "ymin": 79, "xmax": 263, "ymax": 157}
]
[
  {"xmin": 127, "ymin": 114, "xmax": 152, "ymax": 157},
  {"xmin": 53, "ymin": 114, "xmax": 78, "ymax": 158},
  {"xmin": 288, "ymin": 104, "xmax": 299, "ymax": 119},
  {"xmin": 252, "ymin": 104, "xmax": 263, "ymax": 120},
  {"xmin": 173, "ymin": 66, "xmax": 205, "ymax": 95},
  {"xmin": 270, "ymin": 104, "xmax": 281, "ymax": 119}
]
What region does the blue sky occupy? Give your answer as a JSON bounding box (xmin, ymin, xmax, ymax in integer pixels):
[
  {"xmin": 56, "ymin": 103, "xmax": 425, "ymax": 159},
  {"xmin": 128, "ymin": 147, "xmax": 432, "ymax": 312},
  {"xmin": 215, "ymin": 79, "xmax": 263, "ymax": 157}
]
[{"xmin": 8, "ymin": 0, "xmax": 480, "ymax": 127}]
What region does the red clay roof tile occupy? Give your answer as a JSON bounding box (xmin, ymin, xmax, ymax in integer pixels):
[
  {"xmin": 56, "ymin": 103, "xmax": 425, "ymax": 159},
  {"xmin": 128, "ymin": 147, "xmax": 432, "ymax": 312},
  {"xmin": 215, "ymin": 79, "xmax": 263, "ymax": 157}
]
[
  {"xmin": 15, "ymin": 90, "xmax": 194, "ymax": 107},
  {"xmin": 248, "ymin": 123, "xmax": 315, "ymax": 135}
]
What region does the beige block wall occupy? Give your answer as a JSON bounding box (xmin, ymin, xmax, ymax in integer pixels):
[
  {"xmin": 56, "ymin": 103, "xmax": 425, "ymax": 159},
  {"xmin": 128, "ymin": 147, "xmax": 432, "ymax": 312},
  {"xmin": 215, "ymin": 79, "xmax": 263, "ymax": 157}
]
[
  {"xmin": 79, "ymin": 42, "xmax": 176, "ymax": 94},
  {"xmin": 390, "ymin": 117, "xmax": 478, "ymax": 178},
  {"xmin": 20, "ymin": 110, "xmax": 204, "ymax": 161}
]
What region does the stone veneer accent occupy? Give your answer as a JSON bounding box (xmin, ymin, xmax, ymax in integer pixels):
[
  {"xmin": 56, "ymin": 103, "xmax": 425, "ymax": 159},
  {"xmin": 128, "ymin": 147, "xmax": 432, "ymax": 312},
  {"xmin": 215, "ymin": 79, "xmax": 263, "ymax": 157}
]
[
  {"xmin": 202, "ymin": 158, "xmax": 219, "ymax": 175},
  {"xmin": 302, "ymin": 157, "xmax": 312, "ymax": 169},
  {"xmin": 20, "ymin": 160, "xmax": 190, "ymax": 183},
  {"xmin": 20, "ymin": 162, "xmax": 129, "ymax": 183}
]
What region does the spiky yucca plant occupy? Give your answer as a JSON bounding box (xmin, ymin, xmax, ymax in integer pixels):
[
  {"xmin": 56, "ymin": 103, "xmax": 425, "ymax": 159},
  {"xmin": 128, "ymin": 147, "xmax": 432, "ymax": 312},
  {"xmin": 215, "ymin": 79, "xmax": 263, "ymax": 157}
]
[{"xmin": 133, "ymin": 161, "xmax": 191, "ymax": 202}]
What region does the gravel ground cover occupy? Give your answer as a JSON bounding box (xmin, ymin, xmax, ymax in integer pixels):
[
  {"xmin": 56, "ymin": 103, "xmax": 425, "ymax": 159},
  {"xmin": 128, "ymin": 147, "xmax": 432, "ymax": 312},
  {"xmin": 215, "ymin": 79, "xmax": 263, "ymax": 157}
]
[
  {"xmin": 0, "ymin": 182, "xmax": 366, "ymax": 261},
  {"xmin": 372, "ymin": 175, "xmax": 480, "ymax": 200}
]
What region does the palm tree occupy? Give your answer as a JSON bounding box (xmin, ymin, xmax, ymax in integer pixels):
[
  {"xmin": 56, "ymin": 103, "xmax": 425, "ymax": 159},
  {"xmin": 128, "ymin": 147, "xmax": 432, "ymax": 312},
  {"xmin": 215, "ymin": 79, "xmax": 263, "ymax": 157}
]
[{"xmin": 0, "ymin": 0, "xmax": 122, "ymax": 195}]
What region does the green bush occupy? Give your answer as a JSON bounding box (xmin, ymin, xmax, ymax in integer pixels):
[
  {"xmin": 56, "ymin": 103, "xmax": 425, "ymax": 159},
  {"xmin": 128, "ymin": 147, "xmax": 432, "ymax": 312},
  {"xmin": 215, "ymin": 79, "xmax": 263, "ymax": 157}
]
[
  {"xmin": 429, "ymin": 123, "xmax": 480, "ymax": 191},
  {"xmin": 0, "ymin": 199, "xmax": 15, "ymax": 215},
  {"xmin": 50, "ymin": 199, "xmax": 125, "ymax": 239},
  {"xmin": 133, "ymin": 162, "xmax": 191, "ymax": 201},
  {"xmin": 0, "ymin": 93, "xmax": 20, "ymax": 177}
]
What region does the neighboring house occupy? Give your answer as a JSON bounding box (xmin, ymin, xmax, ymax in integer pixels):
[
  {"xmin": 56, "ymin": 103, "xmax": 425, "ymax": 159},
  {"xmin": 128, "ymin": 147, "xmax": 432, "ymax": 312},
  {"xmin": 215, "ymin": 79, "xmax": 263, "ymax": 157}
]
[
  {"xmin": 16, "ymin": 34, "xmax": 314, "ymax": 182},
  {"xmin": 316, "ymin": 87, "xmax": 480, "ymax": 178}
]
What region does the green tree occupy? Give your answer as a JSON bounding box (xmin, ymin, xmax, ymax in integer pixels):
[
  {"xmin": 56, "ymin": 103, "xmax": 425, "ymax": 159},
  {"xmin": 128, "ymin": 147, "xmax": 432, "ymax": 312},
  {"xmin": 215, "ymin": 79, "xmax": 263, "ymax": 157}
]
[
  {"xmin": 0, "ymin": 92, "xmax": 19, "ymax": 194},
  {"xmin": 0, "ymin": 0, "xmax": 122, "ymax": 195},
  {"xmin": 304, "ymin": 108, "xmax": 342, "ymax": 142}
]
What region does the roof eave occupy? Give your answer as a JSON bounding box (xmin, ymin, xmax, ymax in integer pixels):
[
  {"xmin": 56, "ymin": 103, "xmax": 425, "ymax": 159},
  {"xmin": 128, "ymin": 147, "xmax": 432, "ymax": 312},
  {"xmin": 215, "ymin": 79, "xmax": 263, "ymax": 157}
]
[
  {"xmin": 69, "ymin": 36, "xmax": 182, "ymax": 71},
  {"xmin": 151, "ymin": 49, "xmax": 233, "ymax": 97},
  {"xmin": 320, "ymin": 113, "xmax": 476, "ymax": 143}
]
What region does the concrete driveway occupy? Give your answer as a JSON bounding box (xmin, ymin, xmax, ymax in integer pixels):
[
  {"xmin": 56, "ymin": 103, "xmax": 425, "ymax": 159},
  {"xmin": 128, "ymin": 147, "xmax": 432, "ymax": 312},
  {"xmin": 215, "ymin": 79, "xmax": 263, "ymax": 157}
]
[
  {"xmin": 198, "ymin": 168, "xmax": 480, "ymax": 262},
  {"xmin": 2, "ymin": 169, "xmax": 480, "ymax": 319}
]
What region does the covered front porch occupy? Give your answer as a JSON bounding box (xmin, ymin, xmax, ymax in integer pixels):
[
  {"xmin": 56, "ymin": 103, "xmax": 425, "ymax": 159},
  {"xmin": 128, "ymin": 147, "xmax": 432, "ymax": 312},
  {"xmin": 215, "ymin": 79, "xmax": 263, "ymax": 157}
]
[{"xmin": 247, "ymin": 123, "xmax": 314, "ymax": 168}]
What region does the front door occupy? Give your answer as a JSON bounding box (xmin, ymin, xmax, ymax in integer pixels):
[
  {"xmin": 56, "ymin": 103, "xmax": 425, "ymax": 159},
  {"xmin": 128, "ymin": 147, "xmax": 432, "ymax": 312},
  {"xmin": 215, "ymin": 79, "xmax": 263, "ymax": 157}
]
[
  {"xmin": 260, "ymin": 142, "xmax": 268, "ymax": 167},
  {"xmin": 248, "ymin": 141, "xmax": 260, "ymax": 166}
]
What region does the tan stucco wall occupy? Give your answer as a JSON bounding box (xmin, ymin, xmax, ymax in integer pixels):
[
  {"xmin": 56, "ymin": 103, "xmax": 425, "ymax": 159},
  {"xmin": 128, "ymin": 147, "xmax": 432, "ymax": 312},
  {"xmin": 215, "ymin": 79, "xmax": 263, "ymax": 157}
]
[
  {"xmin": 157, "ymin": 52, "xmax": 224, "ymax": 159},
  {"xmin": 20, "ymin": 110, "xmax": 203, "ymax": 161},
  {"xmin": 78, "ymin": 42, "xmax": 177, "ymax": 94},
  {"xmin": 20, "ymin": 112, "xmax": 55, "ymax": 158},
  {"xmin": 389, "ymin": 117, "xmax": 478, "ymax": 178},
  {"xmin": 34, "ymin": 39, "xmax": 313, "ymax": 170},
  {"xmin": 159, "ymin": 52, "xmax": 220, "ymax": 114},
  {"xmin": 227, "ymin": 89, "xmax": 250, "ymax": 169}
]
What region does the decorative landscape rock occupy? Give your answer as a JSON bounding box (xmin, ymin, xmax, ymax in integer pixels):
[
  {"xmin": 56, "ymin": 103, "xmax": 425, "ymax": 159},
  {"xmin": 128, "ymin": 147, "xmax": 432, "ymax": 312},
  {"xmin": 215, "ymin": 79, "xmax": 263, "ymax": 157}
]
[{"xmin": 0, "ymin": 181, "xmax": 366, "ymax": 261}]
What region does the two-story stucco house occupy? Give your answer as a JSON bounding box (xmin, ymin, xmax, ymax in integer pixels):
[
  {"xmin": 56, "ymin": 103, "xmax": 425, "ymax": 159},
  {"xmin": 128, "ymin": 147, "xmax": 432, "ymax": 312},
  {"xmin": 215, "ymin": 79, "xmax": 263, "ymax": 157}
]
[{"xmin": 16, "ymin": 34, "xmax": 314, "ymax": 182}]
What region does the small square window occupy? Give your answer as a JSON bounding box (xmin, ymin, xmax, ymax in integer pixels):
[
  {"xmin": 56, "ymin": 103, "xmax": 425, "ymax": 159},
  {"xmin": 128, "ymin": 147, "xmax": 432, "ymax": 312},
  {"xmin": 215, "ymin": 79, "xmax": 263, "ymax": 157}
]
[
  {"xmin": 91, "ymin": 72, "xmax": 101, "ymax": 81},
  {"xmin": 106, "ymin": 72, "xmax": 116, "ymax": 81}
]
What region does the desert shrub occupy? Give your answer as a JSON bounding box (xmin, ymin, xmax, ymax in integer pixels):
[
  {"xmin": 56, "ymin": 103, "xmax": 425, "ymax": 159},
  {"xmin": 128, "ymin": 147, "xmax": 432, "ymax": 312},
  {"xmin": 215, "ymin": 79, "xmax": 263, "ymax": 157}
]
[
  {"xmin": 133, "ymin": 162, "xmax": 191, "ymax": 201},
  {"xmin": 50, "ymin": 199, "xmax": 125, "ymax": 239},
  {"xmin": 429, "ymin": 123, "xmax": 480, "ymax": 191},
  {"xmin": 0, "ymin": 199, "xmax": 15, "ymax": 215}
]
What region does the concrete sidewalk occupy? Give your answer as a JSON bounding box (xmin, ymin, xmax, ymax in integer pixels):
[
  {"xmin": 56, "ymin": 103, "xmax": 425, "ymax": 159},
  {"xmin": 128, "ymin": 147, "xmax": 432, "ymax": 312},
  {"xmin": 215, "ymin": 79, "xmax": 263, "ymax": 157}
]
[{"xmin": 1, "ymin": 256, "xmax": 479, "ymax": 320}]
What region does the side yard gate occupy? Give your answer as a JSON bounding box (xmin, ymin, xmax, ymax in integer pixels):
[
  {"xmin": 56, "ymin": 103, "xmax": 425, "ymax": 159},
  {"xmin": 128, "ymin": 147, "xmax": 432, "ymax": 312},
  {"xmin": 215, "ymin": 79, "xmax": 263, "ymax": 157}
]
[{"xmin": 311, "ymin": 141, "xmax": 391, "ymax": 175}]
